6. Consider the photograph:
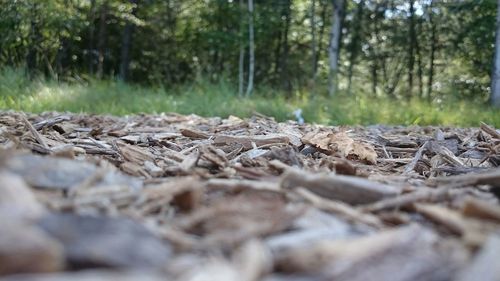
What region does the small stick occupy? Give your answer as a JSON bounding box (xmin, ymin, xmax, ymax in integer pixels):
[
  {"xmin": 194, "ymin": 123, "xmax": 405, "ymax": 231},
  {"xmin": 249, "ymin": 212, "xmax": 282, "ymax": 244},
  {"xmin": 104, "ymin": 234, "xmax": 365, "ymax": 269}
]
[
  {"xmin": 480, "ymin": 122, "xmax": 500, "ymax": 139},
  {"xmin": 361, "ymin": 187, "xmax": 456, "ymax": 213},
  {"xmin": 403, "ymin": 140, "xmax": 429, "ymax": 174},
  {"xmin": 427, "ymin": 168, "xmax": 500, "ymax": 187},
  {"xmin": 21, "ymin": 114, "xmax": 50, "ymax": 150}
]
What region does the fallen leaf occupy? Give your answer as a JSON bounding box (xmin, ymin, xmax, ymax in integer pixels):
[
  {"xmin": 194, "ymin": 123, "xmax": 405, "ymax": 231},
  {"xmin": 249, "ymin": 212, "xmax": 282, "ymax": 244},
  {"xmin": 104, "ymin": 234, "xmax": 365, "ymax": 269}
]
[{"xmin": 302, "ymin": 131, "xmax": 377, "ymax": 164}]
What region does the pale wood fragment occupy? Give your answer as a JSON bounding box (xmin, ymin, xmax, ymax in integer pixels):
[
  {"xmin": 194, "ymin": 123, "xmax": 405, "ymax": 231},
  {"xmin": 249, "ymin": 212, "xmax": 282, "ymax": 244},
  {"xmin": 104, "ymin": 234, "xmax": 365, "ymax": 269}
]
[
  {"xmin": 427, "ymin": 168, "xmax": 500, "ymax": 187},
  {"xmin": 403, "ymin": 140, "xmax": 429, "ymax": 174},
  {"xmin": 461, "ymin": 197, "xmax": 500, "ymax": 223},
  {"xmin": 281, "ymin": 169, "xmax": 400, "ymax": 205},
  {"xmin": 214, "ymin": 134, "xmax": 289, "ymax": 150},
  {"xmin": 294, "ymin": 187, "xmax": 383, "ymax": 228},
  {"xmin": 457, "ymin": 235, "xmax": 500, "ymax": 281},
  {"xmin": 480, "ymin": 122, "xmax": 500, "ymax": 139},
  {"xmin": 21, "ymin": 115, "xmax": 50, "ymax": 150}
]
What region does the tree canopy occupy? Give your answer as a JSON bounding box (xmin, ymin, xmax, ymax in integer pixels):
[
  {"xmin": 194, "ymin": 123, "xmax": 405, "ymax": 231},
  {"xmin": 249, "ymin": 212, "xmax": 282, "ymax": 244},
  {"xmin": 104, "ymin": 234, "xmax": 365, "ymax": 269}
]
[{"xmin": 0, "ymin": 0, "xmax": 498, "ymax": 103}]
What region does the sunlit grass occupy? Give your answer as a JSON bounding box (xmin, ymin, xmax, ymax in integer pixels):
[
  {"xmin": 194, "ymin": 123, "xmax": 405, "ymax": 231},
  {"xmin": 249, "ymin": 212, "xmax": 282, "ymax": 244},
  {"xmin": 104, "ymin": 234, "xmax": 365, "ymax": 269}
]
[{"xmin": 0, "ymin": 67, "xmax": 499, "ymax": 127}]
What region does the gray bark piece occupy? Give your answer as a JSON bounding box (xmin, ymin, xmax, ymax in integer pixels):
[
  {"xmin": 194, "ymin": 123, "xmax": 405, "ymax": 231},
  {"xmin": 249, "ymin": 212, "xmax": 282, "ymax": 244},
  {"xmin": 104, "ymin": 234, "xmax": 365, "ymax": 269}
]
[
  {"xmin": 263, "ymin": 274, "xmax": 327, "ymax": 281},
  {"xmin": 276, "ymin": 225, "xmax": 467, "ymax": 281},
  {"xmin": 281, "ymin": 169, "xmax": 400, "ymax": 205},
  {"xmin": 38, "ymin": 213, "xmax": 171, "ymax": 270},
  {"xmin": 5, "ymin": 154, "xmax": 142, "ymax": 191},
  {"xmin": 457, "ymin": 235, "xmax": 500, "ymax": 281},
  {"xmin": 0, "ymin": 270, "xmax": 164, "ymax": 281},
  {"xmin": 266, "ymin": 209, "xmax": 356, "ymax": 254}
]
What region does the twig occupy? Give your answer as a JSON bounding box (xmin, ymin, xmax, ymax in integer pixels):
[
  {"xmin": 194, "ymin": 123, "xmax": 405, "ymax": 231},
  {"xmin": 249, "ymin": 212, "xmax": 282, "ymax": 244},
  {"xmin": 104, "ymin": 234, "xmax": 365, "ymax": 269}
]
[
  {"xmin": 281, "ymin": 169, "xmax": 400, "ymax": 205},
  {"xmin": 21, "ymin": 114, "xmax": 50, "ymax": 150},
  {"xmin": 480, "ymin": 122, "xmax": 500, "ymax": 139},
  {"xmin": 33, "ymin": 115, "xmax": 70, "ymax": 130},
  {"xmin": 403, "ymin": 140, "xmax": 429, "ymax": 174},
  {"xmin": 427, "ymin": 168, "xmax": 500, "ymax": 187},
  {"xmin": 361, "ymin": 187, "xmax": 457, "ymax": 212}
]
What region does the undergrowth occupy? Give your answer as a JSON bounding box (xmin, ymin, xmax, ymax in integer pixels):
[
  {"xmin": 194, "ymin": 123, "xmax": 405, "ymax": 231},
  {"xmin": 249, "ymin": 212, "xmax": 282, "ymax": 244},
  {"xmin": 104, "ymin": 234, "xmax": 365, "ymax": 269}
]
[{"xmin": 1, "ymin": 68, "xmax": 499, "ymax": 127}]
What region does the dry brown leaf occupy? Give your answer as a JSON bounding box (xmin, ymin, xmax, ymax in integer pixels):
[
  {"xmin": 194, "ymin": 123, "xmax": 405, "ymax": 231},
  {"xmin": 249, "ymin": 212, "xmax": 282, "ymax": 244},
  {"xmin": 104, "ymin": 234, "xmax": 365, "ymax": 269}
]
[{"xmin": 302, "ymin": 131, "xmax": 377, "ymax": 164}]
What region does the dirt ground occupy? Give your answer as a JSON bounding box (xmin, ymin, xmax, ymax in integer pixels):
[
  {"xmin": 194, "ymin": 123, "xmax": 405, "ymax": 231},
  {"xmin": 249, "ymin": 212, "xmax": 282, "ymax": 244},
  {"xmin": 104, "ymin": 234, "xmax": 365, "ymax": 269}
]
[{"xmin": 0, "ymin": 111, "xmax": 499, "ymax": 281}]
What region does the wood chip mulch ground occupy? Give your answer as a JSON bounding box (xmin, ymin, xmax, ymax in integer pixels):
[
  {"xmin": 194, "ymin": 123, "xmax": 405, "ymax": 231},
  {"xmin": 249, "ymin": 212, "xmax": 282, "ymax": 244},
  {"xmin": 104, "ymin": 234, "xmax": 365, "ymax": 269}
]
[{"xmin": 0, "ymin": 111, "xmax": 499, "ymax": 281}]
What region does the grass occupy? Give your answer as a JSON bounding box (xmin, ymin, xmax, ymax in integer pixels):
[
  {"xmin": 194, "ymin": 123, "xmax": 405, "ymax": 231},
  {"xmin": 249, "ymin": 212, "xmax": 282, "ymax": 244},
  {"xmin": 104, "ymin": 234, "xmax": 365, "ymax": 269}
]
[{"xmin": 1, "ymin": 67, "xmax": 499, "ymax": 127}]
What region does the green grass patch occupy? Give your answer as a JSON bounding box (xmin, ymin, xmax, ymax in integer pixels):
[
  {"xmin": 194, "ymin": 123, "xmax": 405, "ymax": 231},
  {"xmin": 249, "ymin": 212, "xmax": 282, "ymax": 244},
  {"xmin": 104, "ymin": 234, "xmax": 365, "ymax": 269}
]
[{"xmin": 1, "ymin": 68, "xmax": 499, "ymax": 127}]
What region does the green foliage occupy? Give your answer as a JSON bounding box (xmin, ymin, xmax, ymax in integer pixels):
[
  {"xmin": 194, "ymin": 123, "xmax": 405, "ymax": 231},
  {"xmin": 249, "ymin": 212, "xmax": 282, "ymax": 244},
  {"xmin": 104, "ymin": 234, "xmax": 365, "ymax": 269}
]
[
  {"xmin": 1, "ymin": 68, "xmax": 498, "ymax": 127},
  {"xmin": 0, "ymin": 0, "xmax": 499, "ymax": 116}
]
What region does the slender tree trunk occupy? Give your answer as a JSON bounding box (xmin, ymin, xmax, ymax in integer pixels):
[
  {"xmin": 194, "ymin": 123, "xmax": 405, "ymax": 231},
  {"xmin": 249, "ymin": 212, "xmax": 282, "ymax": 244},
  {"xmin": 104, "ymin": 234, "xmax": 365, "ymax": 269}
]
[
  {"xmin": 88, "ymin": 0, "xmax": 96, "ymax": 75},
  {"xmin": 371, "ymin": 61, "xmax": 378, "ymax": 96},
  {"xmin": 238, "ymin": 0, "xmax": 245, "ymax": 97},
  {"xmin": 55, "ymin": 38, "xmax": 68, "ymax": 78},
  {"xmin": 118, "ymin": 23, "xmax": 133, "ymax": 81},
  {"xmin": 273, "ymin": 0, "xmax": 288, "ymax": 84},
  {"xmin": 371, "ymin": 2, "xmax": 386, "ymax": 97},
  {"xmin": 273, "ymin": 28, "xmax": 282, "ymax": 77},
  {"xmin": 388, "ymin": 62, "xmax": 405, "ymax": 98},
  {"xmin": 210, "ymin": 0, "xmax": 221, "ymax": 81},
  {"xmin": 491, "ymin": 0, "xmax": 500, "ymax": 107},
  {"xmin": 311, "ymin": 0, "xmax": 317, "ymax": 81},
  {"xmin": 416, "ymin": 19, "xmax": 423, "ymax": 98},
  {"xmin": 238, "ymin": 49, "xmax": 245, "ymax": 97},
  {"xmin": 246, "ymin": 0, "xmax": 255, "ymax": 97},
  {"xmin": 347, "ymin": 0, "xmax": 364, "ymax": 94},
  {"xmin": 217, "ymin": 1, "xmax": 225, "ymax": 75},
  {"xmin": 119, "ymin": 0, "xmax": 137, "ymax": 81},
  {"xmin": 164, "ymin": 0, "xmax": 178, "ymax": 83},
  {"xmin": 26, "ymin": 2, "xmax": 40, "ymax": 78},
  {"xmin": 328, "ymin": 0, "xmax": 345, "ymax": 97},
  {"xmin": 97, "ymin": 1, "xmax": 108, "ymax": 79},
  {"xmin": 316, "ymin": 0, "xmax": 327, "ymax": 73},
  {"xmin": 427, "ymin": 0, "xmax": 436, "ymax": 102},
  {"xmin": 280, "ymin": 0, "xmax": 292, "ymax": 94},
  {"xmin": 407, "ymin": 0, "xmax": 416, "ymax": 98}
]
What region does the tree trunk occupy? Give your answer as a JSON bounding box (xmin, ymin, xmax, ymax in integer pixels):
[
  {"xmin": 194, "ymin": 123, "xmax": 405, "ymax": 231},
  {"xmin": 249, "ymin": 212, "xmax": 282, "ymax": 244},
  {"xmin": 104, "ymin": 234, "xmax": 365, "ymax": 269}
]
[
  {"xmin": 164, "ymin": 0, "xmax": 178, "ymax": 83},
  {"xmin": 371, "ymin": 61, "xmax": 378, "ymax": 96},
  {"xmin": 97, "ymin": 1, "xmax": 108, "ymax": 79},
  {"xmin": 273, "ymin": 28, "xmax": 282, "ymax": 78},
  {"xmin": 328, "ymin": 0, "xmax": 345, "ymax": 97},
  {"xmin": 316, "ymin": 0, "xmax": 328, "ymax": 75},
  {"xmin": 238, "ymin": 0, "xmax": 245, "ymax": 97},
  {"xmin": 280, "ymin": 0, "xmax": 292, "ymax": 94},
  {"xmin": 88, "ymin": 0, "xmax": 96, "ymax": 75},
  {"xmin": 55, "ymin": 38, "xmax": 68, "ymax": 78},
  {"xmin": 347, "ymin": 0, "xmax": 364, "ymax": 94},
  {"xmin": 311, "ymin": 0, "xmax": 317, "ymax": 81},
  {"xmin": 427, "ymin": 0, "xmax": 436, "ymax": 102},
  {"xmin": 119, "ymin": 0, "xmax": 138, "ymax": 81},
  {"xmin": 491, "ymin": 0, "xmax": 500, "ymax": 107},
  {"xmin": 26, "ymin": 2, "xmax": 40, "ymax": 79},
  {"xmin": 371, "ymin": 2, "xmax": 385, "ymax": 97},
  {"xmin": 246, "ymin": 0, "xmax": 255, "ymax": 97},
  {"xmin": 416, "ymin": 18, "xmax": 423, "ymax": 98},
  {"xmin": 407, "ymin": 0, "xmax": 416, "ymax": 98}
]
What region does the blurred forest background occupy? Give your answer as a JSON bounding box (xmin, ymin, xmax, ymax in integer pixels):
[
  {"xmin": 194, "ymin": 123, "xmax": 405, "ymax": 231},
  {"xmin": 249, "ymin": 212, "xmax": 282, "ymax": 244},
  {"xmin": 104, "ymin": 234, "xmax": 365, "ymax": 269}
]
[{"xmin": 1, "ymin": 0, "xmax": 500, "ymax": 126}]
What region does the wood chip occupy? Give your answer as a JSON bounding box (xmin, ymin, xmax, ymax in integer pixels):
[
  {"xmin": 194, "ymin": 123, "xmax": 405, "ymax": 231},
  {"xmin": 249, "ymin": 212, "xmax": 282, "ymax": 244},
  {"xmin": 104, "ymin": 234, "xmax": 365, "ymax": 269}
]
[
  {"xmin": 281, "ymin": 169, "xmax": 400, "ymax": 205},
  {"xmin": 1, "ymin": 111, "xmax": 499, "ymax": 280},
  {"xmin": 214, "ymin": 134, "xmax": 290, "ymax": 150}
]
